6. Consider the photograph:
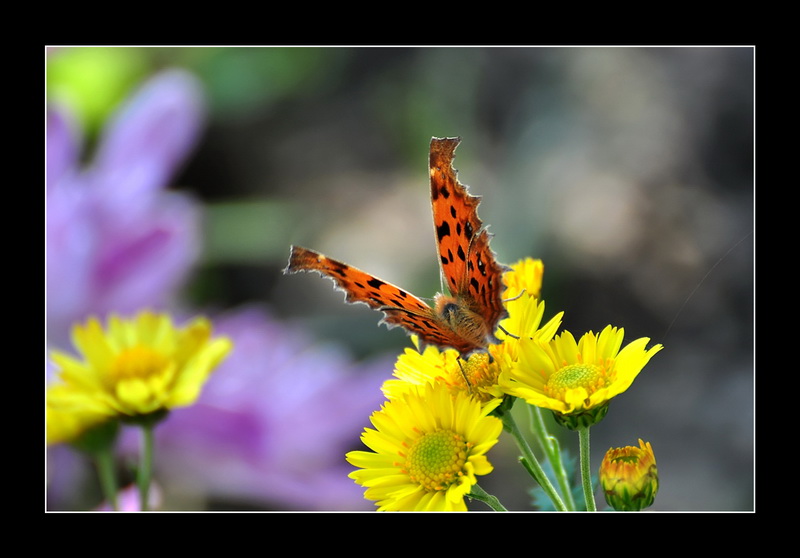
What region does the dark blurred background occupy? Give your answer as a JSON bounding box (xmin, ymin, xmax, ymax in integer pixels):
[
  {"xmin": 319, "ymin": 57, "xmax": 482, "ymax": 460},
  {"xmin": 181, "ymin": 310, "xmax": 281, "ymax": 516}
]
[{"xmin": 47, "ymin": 46, "xmax": 754, "ymax": 511}]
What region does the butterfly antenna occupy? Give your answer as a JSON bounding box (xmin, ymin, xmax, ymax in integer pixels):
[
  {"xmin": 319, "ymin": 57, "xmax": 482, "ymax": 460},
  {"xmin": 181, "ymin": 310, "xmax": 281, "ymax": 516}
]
[
  {"xmin": 502, "ymin": 289, "xmax": 526, "ymax": 303},
  {"xmin": 497, "ymin": 324, "xmax": 520, "ymax": 340}
]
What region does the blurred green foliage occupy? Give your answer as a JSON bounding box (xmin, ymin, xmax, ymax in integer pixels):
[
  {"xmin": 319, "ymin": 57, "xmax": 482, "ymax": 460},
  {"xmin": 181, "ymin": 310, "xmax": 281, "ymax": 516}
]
[
  {"xmin": 203, "ymin": 199, "xmax": 298, "ymax": 263},
  {"xmin": 173, "ymin": 47, "xmax": 346, "ymax": 117},
  {"xmin": 47, "ymin": 47, "xmax": 150, "ymax": 138}
]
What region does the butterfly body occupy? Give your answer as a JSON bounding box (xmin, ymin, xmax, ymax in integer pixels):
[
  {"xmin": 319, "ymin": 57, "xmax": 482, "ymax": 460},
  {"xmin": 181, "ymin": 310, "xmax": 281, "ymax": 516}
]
[
  {"xmin": 285, "ymin": 137, "xmax": 507, "ymax": 356},
  {"xmin": 434, "ymin": 294, "xmax": 495, "ymax": 349}
]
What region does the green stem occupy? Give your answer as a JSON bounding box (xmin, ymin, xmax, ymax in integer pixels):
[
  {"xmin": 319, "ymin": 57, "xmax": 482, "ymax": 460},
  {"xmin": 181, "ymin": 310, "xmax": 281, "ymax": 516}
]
[
  {"xmin": 502, "ymin": 411, "xmax": 567, "ymax": 511},
  {"xmin": 528, "ymin": 405, "xmax": 576, "ymax": 511},
  {"xmin": 72, "ymin": 420, "xmax": 120, "ymax": 511},
  {"xmin": 93, "ymin": 447, "xmax": 119, "ymax": 511},
  {"xmin": 468, "ymin": 484, "xmax": 508, "ymax": 511},
  {"xmin": 579, "ymin": 426, "xmax": 596, "ymax": 512},
  {"xmin": 138, "ymin": 424, "xmax": 155, "ymax": 511}
]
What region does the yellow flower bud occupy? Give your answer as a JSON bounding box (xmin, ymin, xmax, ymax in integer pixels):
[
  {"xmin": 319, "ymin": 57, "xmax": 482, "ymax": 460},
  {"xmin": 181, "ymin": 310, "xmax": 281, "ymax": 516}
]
[{"xmin": 599, "ymin": 439, "xmax": 658, "ymax": 511}]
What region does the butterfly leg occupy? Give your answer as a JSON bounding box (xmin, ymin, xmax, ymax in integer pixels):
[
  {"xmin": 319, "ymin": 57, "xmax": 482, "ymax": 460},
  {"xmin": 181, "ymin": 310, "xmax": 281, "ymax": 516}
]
[{"xmin": 456, "ymin": 357, "xmax": 473, "ymax": 394}]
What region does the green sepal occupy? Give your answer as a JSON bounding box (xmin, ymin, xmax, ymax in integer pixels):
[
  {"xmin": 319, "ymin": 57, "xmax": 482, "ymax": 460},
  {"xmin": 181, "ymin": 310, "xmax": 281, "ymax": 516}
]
[
  {"xmin": 69, "ymin": 419, "xmax": 120, "ymax": 455},
  {"xmin": 121, "ymin": 408, "xmax": 170, "ymax": 429},
  {"xmin": 552, "ymin": 403, "xmax": 610, "ymax": 430},
  {"xmin": 603, "ymin": 478, "xmax": 657, "ymax": 511},
  {"xmin": 490, "ymin": 395, "xmax": 517, "ymax": 429}
]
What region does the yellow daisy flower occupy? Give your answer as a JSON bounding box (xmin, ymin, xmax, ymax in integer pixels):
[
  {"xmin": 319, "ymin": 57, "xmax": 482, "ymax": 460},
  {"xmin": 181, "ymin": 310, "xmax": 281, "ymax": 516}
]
[
  {"xmin": 499, "ymin": 325, "xmax": 662, "ymax": 429},
  {"xmin": 47, "ymin": 311, "xmax": 232, "ymax": 443},
  {"xmin": 599, "ymin": 439, "xmax": 658, "ymax": 511},
  {"xmin": 346, "ymin": 382, "xmax": 503, "ymax": 511}
]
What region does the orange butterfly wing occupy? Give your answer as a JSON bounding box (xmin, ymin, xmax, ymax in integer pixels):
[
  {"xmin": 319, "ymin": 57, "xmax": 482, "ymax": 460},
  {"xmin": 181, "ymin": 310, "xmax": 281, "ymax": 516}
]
[
  {"xmin": 284, "ymin": 137, "xmax": 507, "ymax": 355},
  {"xmin": 286, "ymin": 246, "xmax": 470, "ymax": 349},
  {"xmin": 429, "ymin": 137, "xmax": 508, "ymax": 345}
]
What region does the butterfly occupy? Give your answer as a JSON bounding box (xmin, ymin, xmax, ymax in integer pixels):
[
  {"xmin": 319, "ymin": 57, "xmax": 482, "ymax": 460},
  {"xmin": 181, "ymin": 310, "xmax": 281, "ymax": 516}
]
[{"xmin": 284, "ymin": 137, "xmax": 508, "ymax": 356}]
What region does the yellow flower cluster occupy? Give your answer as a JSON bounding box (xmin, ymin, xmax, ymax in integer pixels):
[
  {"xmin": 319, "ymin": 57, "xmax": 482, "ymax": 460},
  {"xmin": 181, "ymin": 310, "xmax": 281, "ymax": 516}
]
[
  {"xmin": 346, "ymin": 259, "xmax": 554, "ymax": 511},
  {"xmin": 346, "ymin": 258, "xmax": 664, "ymax": 511}
]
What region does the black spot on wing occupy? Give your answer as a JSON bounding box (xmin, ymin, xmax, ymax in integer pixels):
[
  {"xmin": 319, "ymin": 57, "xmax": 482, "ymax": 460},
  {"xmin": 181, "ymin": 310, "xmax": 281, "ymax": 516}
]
[
  {"xmin": 419, "ymin": 318, "xmax": 436, "ymax": 330},
  {"xmin": 476, "ymin": 253, "xmax": 487, "ymax": 275},
  {"xmin": 436, "ymin": 221, "xmax": 451, "ymax": 241},
  {"xmin": 329, "ymin": 262, "xmax": 349, "ymax": 277},
  {"xmin": 367, "ymin": 278, "xmax": 385, "ymax": 289}
]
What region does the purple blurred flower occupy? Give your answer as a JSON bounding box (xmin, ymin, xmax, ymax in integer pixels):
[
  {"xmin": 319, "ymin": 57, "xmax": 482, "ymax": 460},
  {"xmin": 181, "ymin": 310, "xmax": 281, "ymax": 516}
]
[
  {"xmin": 46, "ymin": 69, "xmax": 205, "ymax": 348},
  {"xmin": 137, "ymin": 306, "xmax": 392, "ymax": 511}
]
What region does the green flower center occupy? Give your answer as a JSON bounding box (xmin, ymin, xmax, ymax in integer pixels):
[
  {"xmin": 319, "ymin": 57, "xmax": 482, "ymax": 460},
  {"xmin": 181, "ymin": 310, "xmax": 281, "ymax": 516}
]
[
  {"xmin": 405, "ymin": 429, "xmax": 469, "ymax": 492},
  {"xmin": 545, "ymin": 363, "xmax": 607, "ymax": 399},
  {"xmin": 110, "ymin": 345, "xmax": 168, "ymax": 381}
]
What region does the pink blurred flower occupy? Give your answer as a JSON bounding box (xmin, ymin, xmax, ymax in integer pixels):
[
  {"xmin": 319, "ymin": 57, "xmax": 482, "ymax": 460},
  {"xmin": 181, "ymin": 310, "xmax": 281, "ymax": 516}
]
[{"xmin": 95, "ymin": 484, "xmax": 163, "ymax": 512}]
